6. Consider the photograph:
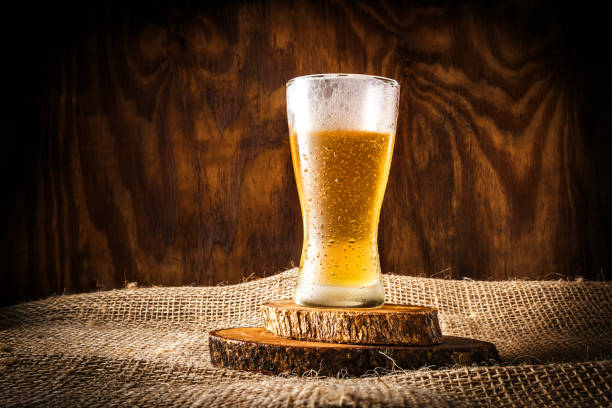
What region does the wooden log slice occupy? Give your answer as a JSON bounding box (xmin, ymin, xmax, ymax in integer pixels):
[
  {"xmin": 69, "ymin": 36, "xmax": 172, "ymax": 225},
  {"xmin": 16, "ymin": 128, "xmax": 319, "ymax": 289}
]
[
  {"xmin": 261, "ymin": 300, "xmax": 442, "ymax": 345},
  {"xmin": 209, "ymin": 327, "xmax": 499, "ymax": 377}
]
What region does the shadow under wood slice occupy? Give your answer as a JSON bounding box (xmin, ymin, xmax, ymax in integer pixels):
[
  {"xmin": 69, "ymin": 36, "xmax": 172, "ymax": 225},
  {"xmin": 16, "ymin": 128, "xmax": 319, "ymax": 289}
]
[{"xmin": 209, "ymin": 327, "xmax": 499, "ymax": 377}]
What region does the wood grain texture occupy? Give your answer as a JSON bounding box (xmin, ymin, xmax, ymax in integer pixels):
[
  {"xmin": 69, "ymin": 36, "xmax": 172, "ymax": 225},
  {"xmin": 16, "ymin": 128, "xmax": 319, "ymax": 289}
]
[
  {"xmin": 2, "ymin": 0, "xmax": 611, "ymax": 305},
  {"xmin": 209, "ymin": 327, "xmax": 499, "ymax": 376},
  {"xmin": 262, "ymin": 300, "xmax": 442, "ymax": 345}
]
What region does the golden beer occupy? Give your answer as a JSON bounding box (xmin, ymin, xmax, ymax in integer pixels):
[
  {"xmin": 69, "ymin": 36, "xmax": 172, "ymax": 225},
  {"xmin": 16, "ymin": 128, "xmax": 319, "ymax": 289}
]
[
  {"xmin": 287, "ymin": 74, "xmax": 399, "ymax": 307},
  {"xmin": 290, "ymin": 130, "xmax": 393, "ymax": 287}
]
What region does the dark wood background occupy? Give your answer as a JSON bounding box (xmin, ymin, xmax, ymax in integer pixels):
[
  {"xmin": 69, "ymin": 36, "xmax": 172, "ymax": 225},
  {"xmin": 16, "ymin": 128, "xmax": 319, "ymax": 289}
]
[{"xmin": 3, "ymin": 0, "xmax": 611, "ymax": 306}]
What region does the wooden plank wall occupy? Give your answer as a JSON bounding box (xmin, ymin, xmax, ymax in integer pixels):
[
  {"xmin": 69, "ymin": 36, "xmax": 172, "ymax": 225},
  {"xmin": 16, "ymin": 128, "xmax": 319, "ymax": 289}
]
[{"xmin": 2, "ymin": 0, "xmax": 610, "ymax": 305}]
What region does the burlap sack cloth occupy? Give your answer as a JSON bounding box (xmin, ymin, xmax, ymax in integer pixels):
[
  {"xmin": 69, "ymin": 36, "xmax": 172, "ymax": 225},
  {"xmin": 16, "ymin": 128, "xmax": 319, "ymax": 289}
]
[{"xmin": 1, "ymin": 268, "xmax": 610, "ymax": 407}]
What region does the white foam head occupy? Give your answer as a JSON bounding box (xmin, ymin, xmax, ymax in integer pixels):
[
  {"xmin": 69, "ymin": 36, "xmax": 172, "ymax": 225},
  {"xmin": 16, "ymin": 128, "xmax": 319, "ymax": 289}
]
[{"xmin": 286, "ymin": 74, "xmax": 400, "ymax": 135}]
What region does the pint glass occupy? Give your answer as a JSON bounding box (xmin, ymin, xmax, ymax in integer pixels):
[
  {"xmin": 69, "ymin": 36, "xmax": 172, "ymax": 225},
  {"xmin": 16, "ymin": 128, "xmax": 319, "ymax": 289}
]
[{"xmin": 287, "ymin": 74, "xmax": 399, "ymax": 308}]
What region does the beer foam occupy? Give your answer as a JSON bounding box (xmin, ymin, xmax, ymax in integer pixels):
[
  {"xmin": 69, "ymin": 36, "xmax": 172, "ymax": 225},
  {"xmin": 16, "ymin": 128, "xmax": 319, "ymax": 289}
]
[{"xmin": 287, "ymin": 74, "xmax": 399, "ymax": 135}]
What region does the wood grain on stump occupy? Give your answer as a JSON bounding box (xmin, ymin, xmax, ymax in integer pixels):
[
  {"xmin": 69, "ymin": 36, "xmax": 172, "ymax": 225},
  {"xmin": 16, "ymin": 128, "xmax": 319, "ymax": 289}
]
[
  {"xmin": 209, "ymin": 327, "xmax": 499, "ymax": 376},
  {"xmin": 261, "ymin": 300, "xmax": 442, "ymax": 346}
]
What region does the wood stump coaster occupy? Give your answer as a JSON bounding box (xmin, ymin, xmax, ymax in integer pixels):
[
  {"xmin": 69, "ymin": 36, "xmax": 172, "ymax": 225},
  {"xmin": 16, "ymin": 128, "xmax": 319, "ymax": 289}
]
[
  {"xmin": 209, "ymin": 327, "xmax": 500, "ymax": 377},
  {"xmin": 262, "ymin": 300, "xmax": 442, "ymax": 346}
]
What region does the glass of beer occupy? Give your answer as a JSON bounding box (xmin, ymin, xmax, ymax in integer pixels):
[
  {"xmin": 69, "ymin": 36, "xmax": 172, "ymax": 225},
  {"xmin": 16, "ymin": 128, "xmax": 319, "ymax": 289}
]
[{"xmin": 287, "ymin": 74, "xmax": 399, "ymax": 308}]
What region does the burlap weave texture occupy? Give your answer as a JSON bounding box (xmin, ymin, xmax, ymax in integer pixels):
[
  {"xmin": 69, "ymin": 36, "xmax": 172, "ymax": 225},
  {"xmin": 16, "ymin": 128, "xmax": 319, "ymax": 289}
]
[{"xmin": 0, "ymin": 268, "xmax": 610, "ymax": 407}]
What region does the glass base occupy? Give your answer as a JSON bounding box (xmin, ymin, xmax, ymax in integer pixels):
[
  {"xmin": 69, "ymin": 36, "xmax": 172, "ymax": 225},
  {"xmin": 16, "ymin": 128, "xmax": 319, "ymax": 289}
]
[{"xmin": 294, "ymin": 281, "xmax": 385, "ymax": 308}]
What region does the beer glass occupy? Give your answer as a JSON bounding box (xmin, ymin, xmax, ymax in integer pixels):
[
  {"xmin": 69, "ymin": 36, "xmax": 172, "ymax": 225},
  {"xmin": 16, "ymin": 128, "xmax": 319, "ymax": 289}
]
[{"xmin": 287, "ymin": 74, "xmax": 399, "ymax": 308}]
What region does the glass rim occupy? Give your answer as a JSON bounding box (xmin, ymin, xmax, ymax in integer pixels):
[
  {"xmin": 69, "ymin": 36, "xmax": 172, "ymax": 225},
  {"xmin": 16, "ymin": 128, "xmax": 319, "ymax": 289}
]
[{"xmin": 286, "ymin": 73, "xmax": 399, "ymax": 88}]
